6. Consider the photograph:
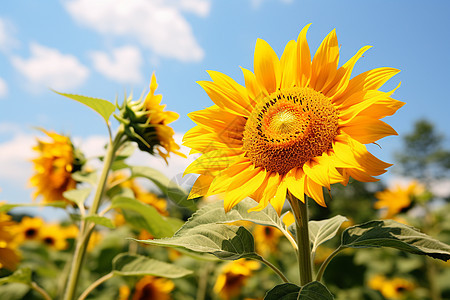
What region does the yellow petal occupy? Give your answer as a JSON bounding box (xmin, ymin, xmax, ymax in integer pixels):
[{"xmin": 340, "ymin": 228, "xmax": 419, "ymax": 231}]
[
  {"xmin": 207, "ymin": 70, "xmax": 249, "ymax": 102},
  {"xmin": 240, "ymin": 67, "xmax": 262, "ymax": 101},
  {"xmin": 254, "ymin": 38, "xmax": 281, "ymax": 95},
  {"xmin": 188, "ymin": 175, "xmax": 214, "ymax": 199},
  {"xmin": 270, "ymin": 179, "xmax": 287, "ymax": 215},
  {"xmin": 335, "ymin": 67, "xmax": 400, "ymax": 105},
  {"xmin": 341, "ymin": 117, "xmax": 398, "ymax": 144},
  {"xmin": 296, "ymin": 23, "xmax": 312, "ymax": 87},
  {"xmin": 305, "ymin": 177, "xmax": 326, "ymax": 207},
  {"xmin": 197, "ymin": 81, "xmax": 252, "ymax": 117},
  {"xmin": 325, "ymin": 45, "xmax": 372, "ymax": 99},
  {"xmin": 280, "ymin": 40, "xmax": 297, "ymax": 89},
  {"xmin": 285, "ymin": 168, "xmax": 306, "ymax": 202},
  {"xmin": 224, "ymin": 167, "xmax": 267, "ymax": 212},
  {"xmin": 310, "ymin": 29, "xmax": 339, "ymax": 92}
]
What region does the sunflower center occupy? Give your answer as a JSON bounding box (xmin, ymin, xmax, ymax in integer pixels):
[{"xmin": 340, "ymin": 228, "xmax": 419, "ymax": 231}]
[{"xmin": 243, "ymin": 87, "xmax": 339, "ymax": 174}]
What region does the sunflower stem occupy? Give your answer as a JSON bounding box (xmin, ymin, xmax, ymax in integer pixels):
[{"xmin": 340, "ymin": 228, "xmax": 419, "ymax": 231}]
[
  {"xmin": 63, "ymin": 127, "xmax": 124, "ymax": 300},
  {"xmin": 257, "ymin": 256, "xmax": 290, "ymax": 283},
  {"xmin": 77, "ymin": 272, "xmax": 114, "ymax": 300},
  {"xmin": 288, "ymin": 193, "xmax": 313, "ymax": 286}
]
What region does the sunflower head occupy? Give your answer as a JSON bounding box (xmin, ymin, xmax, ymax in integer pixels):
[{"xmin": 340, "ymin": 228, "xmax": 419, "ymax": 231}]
[
  {"xmin": 13, "ymin": 216, "xmax": 44, "ymax": 243},
  {"xmin": 38, "ymin": 224, "xmax": 69, "ymax": 250},
  {"xmin": 184, "ymin": 24, "xmax": 404, "ymax": 214},
  {"xmin": 374, "ymin": 181, "xmax": 425, "ymax": 219},
  {"xmin": 115, "ymin": 73, "xmax": 186, "ymax": 163},
  {"xmin": 369, "ymin": 275, "xmax": 415, "ymax": 299},
  {"xmin": 132, "ymin": 275, "xmax": 174, "ymax": 300},
  {"xmin": 253, "ymin": 225, "xmax": 283, "ymax": 255},
  {"xmin": 29, "ymin": 129, "xmax": 85, "ymax": 204},
  {"xmin": 0, "ymin": 212, "xmax": 20, "ymax": 270},
  {"xmin": 214, "ymin": 259, "xmax": 260, "ymax": 300}
]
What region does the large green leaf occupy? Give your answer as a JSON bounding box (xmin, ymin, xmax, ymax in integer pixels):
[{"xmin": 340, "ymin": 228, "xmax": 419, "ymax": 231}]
[
  {"xmin": 179, "ymin": 198, "xmax": 289, "ymax": 237},
  {"xmin": 139, "ymin": 224, "xmax": 262, "ymax": 261},
  {"xmin": 0, "ymin": 202, "xmax": 66, "ymax": 213},
  {"xmin": 112, "ymin": 253, "xmax": 192, "ymax": 278},
  {"xmin": 130, "ymin": 166, "xmax": 196, "ymax": 211},
  {"xmin": 309, "ymin": 215, "xmax": 348, "ymax": 255},
  {"xmin": 111, "ymin": 196, "xmax": 175, "ymax": 238},
  {"xmin": 84, "ymin": 215, "xmax": 115, "ymax": 229},
  {"xmin": 264, "ymin": 282, "xmax": 334, "ymax": 300},
  {"xmin": 341, "ymin": 220, "xmax": 450, "ymax": 261},
  {"xmin": 72, "ymin": 171, "xmax": 98, "ymax": 186},
  {"xmin": 63, "ymin": 188, "xmax": 91, "ymax": 209},
  {"xmin": 0, "ymin": 268, "xmax": 31, "ymax": 285},
  {"xmin": 53, "ymin": 91, "xmax": 116, "ymax": 124}
]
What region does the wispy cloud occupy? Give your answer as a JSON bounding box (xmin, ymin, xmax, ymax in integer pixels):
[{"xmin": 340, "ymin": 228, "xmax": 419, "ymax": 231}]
[
  {"xmin": 0, "ymin": 77, "xmax": 7, "ymax": 99},
  {"xmin": 65, "ymin": 0, "xmax": 210, "ymax": 62},
  {"xmin": 11, "ymin": 43, "xmax": 89, "ymax": 91},
  {"xmin": 0, "ymin": 17, "xmax": 19, "ymax": 52},
  {"xmin": 89, "ymin": 46, "xmax": 143, "ymax": 83}
]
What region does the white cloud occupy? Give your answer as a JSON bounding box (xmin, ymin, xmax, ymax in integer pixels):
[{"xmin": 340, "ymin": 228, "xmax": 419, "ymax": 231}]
[
  {"xmin": 0, "ymin": 134, "xmax": 35, "ymax": 184},
  {"xmin": 0, "ymin": 18, "xmax": 18, "ymax": 52},
  {"xmin": 0, "ymin": 77, "xmax": 7, "ymax": 99},
  {"xmin": 65, "ymin": 0, "xmax": 208, "ymax": 62},
  {"xmin": 11, "ymin": 43, "xmax": 89, "ymax": 91},
  {"xmin": 250, "ymin": 0, "xmax": 293, "ymax": 9},
  {"xmin": 90, "ymin": 46, "xmax": 143, "ymax": 83}
]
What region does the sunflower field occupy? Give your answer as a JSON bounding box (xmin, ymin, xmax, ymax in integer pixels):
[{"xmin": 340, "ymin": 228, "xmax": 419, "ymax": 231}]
[{"xmin": 1, "ymin": 25, "xmax": 450, "ymax": 300}]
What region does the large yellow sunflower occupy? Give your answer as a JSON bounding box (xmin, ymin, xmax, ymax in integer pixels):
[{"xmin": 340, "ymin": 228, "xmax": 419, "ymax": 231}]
[
  {"xmin": 184, "ymin": 24, "xmax": 403, "ymax": 214},
  {"xmin": 29, "ymin": 130, "xmax": 80, "ymax": 203},
  {"xmin": 0, "ymin": 212, "xmax": 20, "ymax": 270}
]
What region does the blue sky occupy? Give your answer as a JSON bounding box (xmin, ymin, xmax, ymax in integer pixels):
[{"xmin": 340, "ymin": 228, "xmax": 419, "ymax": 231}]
[{"xmin": 1, "ymin": 0, "xmax": 449, "ymax": 215}]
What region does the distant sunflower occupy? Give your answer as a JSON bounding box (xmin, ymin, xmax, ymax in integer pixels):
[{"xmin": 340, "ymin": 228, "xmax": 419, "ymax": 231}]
[
  {"xmin": 369, "ymin": 275, "xmax": 415, "ymax": 299},
  {"xmin": 184, "ymin": 24, "xmax": 403, "ymax": 213},
  {"xmin": 29, "ymin": 130, "xmax": 83, "ymax": 203},
  {"xmin": 253, "ymin": 225, "xmax": 283, "ymax": 255},
  {"xmin": 214, "ymin": 259, "xmax": 260, "ymax": 300},
  {"xmin": 132, "ymin": 275, "xmax": 174, "ymax": 300},
  {"xmin": 38, "ymin": 224, "xmax": 68, "ymax": 250},
  {"xmin": 13, "ymin": 216, "xmax": 44, "ymax": 243},
  {"xmin": 374, "ymin": 181, "xmax": 423, "ymax": 219},
  {"xmin": 0, "ymin": 212, "xmax": 20, "ymax": 270}
]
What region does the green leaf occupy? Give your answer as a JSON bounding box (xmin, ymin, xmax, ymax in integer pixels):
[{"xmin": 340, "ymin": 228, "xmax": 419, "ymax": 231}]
[
  {"xmin": 0, "ymin": 202, "xmax": 66, "ymax": 213},
  {"xmin": 341, "ymin": 220, "xmax": 450, "ymax": 261},
  {"xmin": 264, "ymin": 282, "xmax": 334, "ymax": 300},
  {"xmin": 0, "ymin": 268, "xmax": 32, "ymax": 285},
  {"xmin": 63, "ymin": 188, "xmax": 91, "ymax": 208},
  {"xmin": 53, "ymin": 91, "xmax": 116, "ymax": 124},
  {"xmin": 0, "ymin": 283, "xmax": 30, "ymax": 300},
  {"xmin": 72, "ymin": 171, "xmax": 98, "ymax": 186},
  {"xmin": 309, "ymin": 215, "xmax": 348, "ymax": 255},
  {"xmin": 112, "ymin": 253, "xmax": 192, "ymax": 278},
  {"xmin": 130, "ymin": 166, "xmax": 196, "ymax": 211},
  {"xmin": 84, "ymin": 215, "xmax": 115, "ymax": 229},
  {"xmin": 111, "ymin": 196, "xmax": 175, "ymax": 238},
  {"xmin": 139, "ymin": 224, "xmax": 262, "ymax": 261},
  {"xmin": 179, "ymin": 198, "xmax": 288, "ymax": 236}
]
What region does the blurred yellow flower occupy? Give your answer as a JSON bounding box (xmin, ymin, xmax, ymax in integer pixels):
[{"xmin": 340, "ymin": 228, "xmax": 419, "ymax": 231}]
[
  {"xmin": 214, "ymin": 259, "xmax": 260, "ymax": 300},
  {"xmin": 118, "ymin": 285, "xmax": 131, "ymax": 300},
  {"xmin": 374, "ymin": 181, "xmax": 424, "ymax": 219},
  {"xmin": 184, "ymin": 24, "xmax": 403, "ymax": 214},
  {"xmin": 29, "ymin": 130, "xmax": 82, "ymax": 203},
  {"xmin": 253, "ymin": 225, "xmax": 283, "ymax": 255},
  {"xmin": 38, "ymin": 224, "xmax": 69, "ymax": 250},
  {"xmin": 314, "ymin": 246, "xmax": 334, "ymax": 265},
  {"xmin": 0, "ymin": 212, "xmax": 20, "ymax": 270},
  {"xmin": 87, "ymin": 230, "xmax": 103, "ymax": 252},
  {"xmin": 368, "ymin": 274, "xmax": 415, "ymax": 299},
  {"xmin": 13, "ymin": 216, "xmax": 44, "ymax": 243},
  {"xmin": 132, "ymin": 275, "xmax": 174, "ymax": 300}
]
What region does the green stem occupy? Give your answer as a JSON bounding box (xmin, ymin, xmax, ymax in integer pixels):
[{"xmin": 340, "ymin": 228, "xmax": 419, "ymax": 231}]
[
  {"xmin": 287, "ymin": 193, "xmax": 313, "ymax": 286},
  {"xmin": 31, "ymin": 282, "xmax": 52, "ymax": 300},
  {"xmin": 315, "ymin": 246, "xmax": 343, "ymax": 282},
  {"xmin": 77, "ymin": 272, "xmax": 114, "ymax": 300},
  {"xmin": 258, "ymin": 257, "xmax": 290, "ymax": 283},
  {"xmin": 63, "ymin": 130, "xmax": 123, "ymax": 300}
]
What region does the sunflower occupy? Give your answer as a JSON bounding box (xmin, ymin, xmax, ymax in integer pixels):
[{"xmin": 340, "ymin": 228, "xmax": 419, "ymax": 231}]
[
  {"xmin": 368, "ymin": 275, "xmax": 415, "ymax": 299},
  {"xmin": 131, "ymin": 275, "xmax": 174, "ymax": 300},
  {"xmin": 184, "ymin": 24, "xmax": 403, "ymax": 213},
  {"xmin": 29, "ymin": 129, "xmax": 83, "ymax": 203},
  {"xmin": 0, "ymin": 212, "xmax": 20, "ymax": 270},
  {"xmin": 13, "ymin": 216, "xmax": 44, "ymax": 243},
  {"xmin": 38, "ymin": 224, "xmax": 69, "ymax": 250},
  {"xmin": 214, "ymin": 259, "xmax": 260, "ymax": 300},
  {"xmin": 374, "ymin": 181, "xmax": 424, "ymax": 219},
  {"xmin": 253, "ymin": 225, "xmax": 283, "ymax": 255},
  {"xmin": 115, "ymin": 73, "xmax": 186, "ymax": 163}
]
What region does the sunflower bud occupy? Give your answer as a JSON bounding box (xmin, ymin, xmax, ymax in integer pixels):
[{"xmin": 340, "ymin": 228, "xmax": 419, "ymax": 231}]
[{"xmin": 115, "ymin": 73, "xmax": 185, "ymax": 163}]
